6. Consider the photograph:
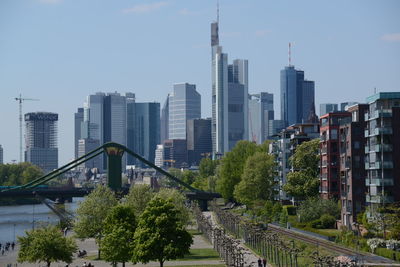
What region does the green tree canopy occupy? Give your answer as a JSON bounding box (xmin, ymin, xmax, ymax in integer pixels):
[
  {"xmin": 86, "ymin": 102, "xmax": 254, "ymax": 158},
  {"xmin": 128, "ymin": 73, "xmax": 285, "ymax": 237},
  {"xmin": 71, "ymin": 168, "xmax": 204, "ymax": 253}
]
[
  {"xmin": 297, "ymin": 198, "xmax": 340, "ymax": 223},
  {"xmin": 198, "ymin": 158, "xmax": 219, "ymax": 178},
  {"xmin": 216, "ymin": 140, "xmax": 258, "ymax": 201},
  {"xmin": 233, "ymin": 152, "xmax": 276, "ymax": 207},
  {"xmin": 74, "ymin": 185, "xmax": 118, "ymax": 257},
  {"xmin": 154, "ymin": 188, "xmax": 191, "ymax": 226},
  {"xmin": 125, "ymin": 184, "xmax": 154, "ymax": 217},
  {"xmin": 18, "ymin": 226, "xmax": 77, "ymax": 267},
  {"xmin": 133, "ymin": 197, "xmax": 193, "ymax": 267},
  {"xmin": 0, "ymin": 162, "xmax": 43, "ymax": 186},
  {"xmin": 101, "ymin": 205, "xmax": 136, "ymax": 267},
  {"xmin": 283, "ymin": 139, "xmax": 320, "ymax": 200},
  {"xmin": 181, "ymin": 170, "xmax": 197, "ymax": 185}
]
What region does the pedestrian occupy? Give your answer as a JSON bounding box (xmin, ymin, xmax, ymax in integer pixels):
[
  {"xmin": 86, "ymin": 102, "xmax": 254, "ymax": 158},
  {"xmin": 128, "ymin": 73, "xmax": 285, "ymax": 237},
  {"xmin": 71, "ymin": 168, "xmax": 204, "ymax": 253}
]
[
  {"xmin": 11, "ymin": 242, "xmax": 15, "ymax": 250},
  {"xmin": 1, "ymin": 248, "xmax": 4, "ymax": 255},
  {"xmin": 263, "ymin": 258, "xmax": 267, "ymax": 267},
  {"xmin": 258, "ymin": 257, "xmax": 262, "ymax": 267},
  {"xmin": 82, "ymin": 262, "xmax": 87, "ymax": 267}
]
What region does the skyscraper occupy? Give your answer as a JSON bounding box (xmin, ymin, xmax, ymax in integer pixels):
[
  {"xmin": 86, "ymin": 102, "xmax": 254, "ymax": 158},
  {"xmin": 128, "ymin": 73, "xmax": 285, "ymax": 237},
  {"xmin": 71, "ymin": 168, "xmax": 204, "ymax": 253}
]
[
  {"xmin": 248, "ymin": 92, "xmax": 274, "ymax": 144},
  {"xmin": 74, "ymin": 108, "xmax": 84, "ymax": 159},
  {"xmin": 280, "ymin": 66, "xmax": 315, "ymax": 126},
  {"xmin": 320, "ymin": 103, "xmax": 338, "ymax": 116},
  {"xmin": 135, "ymin": 102, "xmax": 160, "ymax": 166},
  {"xmin": 187, "ymin": 118, "xmax": 212, "ymax": 166},
  {"xmin": 168, "ymin": 83, "xmax": 201, "ymax": 140},
  {"xmin": 25, "ymin": 112, "xmax": 58, "ymax": 172},
  {"xmin": 126, "ymin": 93, "xmax": 136, "ymax": 165},
  {"xmin": 160, "ymin": 95, "xmax": 169, "ymax": 143},
  {"xmin": 0, "ymin": 145, "xmax": 3, "ymax": 164}
]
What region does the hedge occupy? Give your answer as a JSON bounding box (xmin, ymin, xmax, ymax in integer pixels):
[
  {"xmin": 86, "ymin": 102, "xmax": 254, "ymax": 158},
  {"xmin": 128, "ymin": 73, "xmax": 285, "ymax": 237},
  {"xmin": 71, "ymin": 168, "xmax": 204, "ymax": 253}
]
[{"xmin": 375, "ymin": 247, "xmax": 400, "ymax": 262}]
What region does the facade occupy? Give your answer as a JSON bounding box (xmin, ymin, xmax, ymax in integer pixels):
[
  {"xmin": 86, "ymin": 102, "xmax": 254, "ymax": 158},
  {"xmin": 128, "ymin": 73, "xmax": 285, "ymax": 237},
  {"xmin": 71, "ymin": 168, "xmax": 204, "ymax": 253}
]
[
  {"xmin": 268, "ymin": 120, "xmax": 285, "ymax": 139},
  {"xmin": 160, "ymin": 95, "xmax": 169, "ymax": 143},
  {"xmin": 270, "ymin": 123, "xmax": 320, "ymax": 201},
  {"xmin": 364, "ymin": 92, "xmax": 400, "ymax": 210},
  {"xmin": 319, "ymin": 112, "xmax": 351, "ymax": 200},
  {"xmin": 228, "ymin": 82, "xmax": 245, "ymax": 150},
  {"xmin": 78, "ymin": 138, "xmax": 101, "ymax": 170},
  {"xmin": 163, "ymin": 139, "xmax": 188, "ymax": 169},
  {"xmin": 25, "ymin": 112, "xmax": 58, "ymax": 172},
  {"xmin": 135, "ymin": 102, "xmax": 160, "ymax": 166},
  {"xmin": 320, "ymin": 103, "xmax": 338, "ymax": 117},
  {"xmin": 339, "ymin": 104, "xmax": 368, "ymax": 229},
  {"xmin": 168, "ymin": 83, "xmax": 201, "ymax": 140},
  {"xmin": 280, "ymin": 66, "xmax": 315, "ymax": 127},
  {"xmin": 74, "ymin": 108, "xmax": 84, "ymax": 159},
  {"xmin": 0, "ymin": 144, "xmax": 3, "ymax": 164},
  {"xmin": 154, "ymin": 144, "xmax": 164, "ymax": 168},
  {"xmin": 187, "ymin": 118, "xmax": 212, "ymax": 166},
  {"xmin": 126, "ymin": 93, "xmax": 136, "ymax": 165},
  {"xmin": 248, "ymin": 93, "xmax": 274, "ymax": 143},
  {"xmin": 341, "ymin": 102, "xmax": 358, "ymax": 111}
]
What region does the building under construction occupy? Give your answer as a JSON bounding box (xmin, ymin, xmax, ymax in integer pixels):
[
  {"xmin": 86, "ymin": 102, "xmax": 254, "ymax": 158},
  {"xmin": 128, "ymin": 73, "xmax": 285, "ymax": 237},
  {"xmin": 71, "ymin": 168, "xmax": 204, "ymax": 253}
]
[{"xmin": 25, "ymin": 112, "xmax": 58, "ymax": 172}]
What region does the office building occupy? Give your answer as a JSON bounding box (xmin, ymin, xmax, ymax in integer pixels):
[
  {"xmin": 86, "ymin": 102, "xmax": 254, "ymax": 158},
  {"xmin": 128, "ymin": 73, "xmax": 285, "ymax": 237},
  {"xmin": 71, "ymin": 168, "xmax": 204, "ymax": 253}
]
[
  {"xmin": 160, "ymin": 95, "xmax": 169, "ymax": 143},
  {"xmin": 78, "ymin": 138, "xmax": 101, "ymax": 170},
  {"xmin": 364, "ymin": 92, "xmax": 400, "ymax": 210},
  {"xmin": 25, "ymin": 112, "xmax": 58, "ymax": 172},
  {"xmin": 74, "ymin": 108, "xmax": 84, "ymax": 159},
  {"xmin": 187, "ymin": 118, "xmax": 212, "ymax": 166},
  {"xmin": 319, "ymin": 112, "xmax": 351, "ymax": 200},
  {"xmin": 168, "ymin": 83, "xmax": 201, "ymax": 140},
  {"xmin": 320, "ymin": 104, "xmax": 338, "ymax": 117},
  {"xmin": 268, "ymin": 120, "xmax": 286, "ymax": 139},
  {"xmin": 155, "ymin": 144, "xmax": 164, "ymax": 168},
  {"xmin": 135, "ymin": 102, "xmax": 160, "ymax": 166},
  {"xmin": 0, "ymin": 145, "xmax": 3, "ymax": 164},
  {"xmin": 248, "ymin": 93, "xmax": 274, "ymax": 143},
  {"xmin": 163, "ymin": 139, "xmax": 188, "ymax": 169},
  {"xmin": 280, "ymin": 66, "xmax": 315, "ymax": 127},
  {"xmin": 126, "ymin": 93, "xmax": 136, "ymax": 165},
  {"xmin": 338, "ymin": 104, "xmax": 369, "ymax": 229}
]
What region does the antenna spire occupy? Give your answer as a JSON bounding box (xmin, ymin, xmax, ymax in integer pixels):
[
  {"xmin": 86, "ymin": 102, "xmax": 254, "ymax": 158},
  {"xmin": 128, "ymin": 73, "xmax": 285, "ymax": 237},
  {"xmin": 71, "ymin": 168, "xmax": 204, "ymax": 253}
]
[
  {"xmin": 288, "ymin": 42, "xmax": 292, "ymax": 66},
  {"xmin": 217, "ymin": 0, "xmax": 219, "ymax": 24}
]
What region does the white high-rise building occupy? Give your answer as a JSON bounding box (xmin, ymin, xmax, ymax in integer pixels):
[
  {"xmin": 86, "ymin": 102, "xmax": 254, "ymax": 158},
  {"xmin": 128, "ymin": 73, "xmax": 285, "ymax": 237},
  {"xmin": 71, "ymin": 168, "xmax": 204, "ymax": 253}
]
[
  {"xmin": 154, "ymin": 144, "xmax": 164, "ymax": 168},
  {"xmin": 0, "ymin": 144, "xmax": 3, "ymax": 164}
]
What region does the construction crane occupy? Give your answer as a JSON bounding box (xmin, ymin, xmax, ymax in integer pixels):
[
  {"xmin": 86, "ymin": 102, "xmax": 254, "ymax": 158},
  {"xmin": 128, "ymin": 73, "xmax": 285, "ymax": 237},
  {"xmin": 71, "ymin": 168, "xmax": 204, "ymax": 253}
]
[{"xmin": 14, "ymin": 94, "xmax": 39, "ymax": 163}]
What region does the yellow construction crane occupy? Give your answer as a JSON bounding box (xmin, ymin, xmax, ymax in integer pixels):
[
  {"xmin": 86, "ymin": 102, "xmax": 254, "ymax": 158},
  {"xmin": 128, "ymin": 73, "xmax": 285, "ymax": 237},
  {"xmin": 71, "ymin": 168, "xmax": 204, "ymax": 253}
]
[{"xmin": 14, "ymin": 94, "xmax": 39, "ymax": 163}]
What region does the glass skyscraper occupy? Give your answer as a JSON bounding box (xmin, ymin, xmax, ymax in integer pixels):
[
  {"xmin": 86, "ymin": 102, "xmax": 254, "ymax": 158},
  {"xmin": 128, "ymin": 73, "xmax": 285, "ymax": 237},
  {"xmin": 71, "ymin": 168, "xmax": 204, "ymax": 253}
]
[
  {"xmin": 168, "ymin": 83, "xmax": 201, "ymax": 140},
  {"xmin": 280, "ymin": 66, "xmax": 315, "ymax": 126}
]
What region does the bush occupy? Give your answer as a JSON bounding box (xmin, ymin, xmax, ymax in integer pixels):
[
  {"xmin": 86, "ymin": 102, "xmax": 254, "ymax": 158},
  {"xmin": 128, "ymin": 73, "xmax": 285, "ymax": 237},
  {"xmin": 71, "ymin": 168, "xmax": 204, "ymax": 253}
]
[
  {"xmin": 297, "ymin": 198, "xmax": 340, "ymax": 223},
  {"xmin": 310, "ymin": 219, "xmax": 323, "ymax": 229},
  {"xmin": 283, "ymin": 205, "xmax": 296, "ymax": 215},
  {"xmin": 375, "ymin": 248, "xmax": 400, "ymax": 261},
  {"xmin": 320, "ymin": 214, "xmax": 336, "ymax": 229}
]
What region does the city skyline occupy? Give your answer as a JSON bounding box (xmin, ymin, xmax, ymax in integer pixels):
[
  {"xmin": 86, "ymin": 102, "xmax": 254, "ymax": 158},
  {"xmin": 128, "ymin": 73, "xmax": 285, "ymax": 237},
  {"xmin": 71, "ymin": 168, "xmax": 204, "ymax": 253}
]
[{"xmin": 0, "ymin": 0, "xmax": 399, "ymax": 164}]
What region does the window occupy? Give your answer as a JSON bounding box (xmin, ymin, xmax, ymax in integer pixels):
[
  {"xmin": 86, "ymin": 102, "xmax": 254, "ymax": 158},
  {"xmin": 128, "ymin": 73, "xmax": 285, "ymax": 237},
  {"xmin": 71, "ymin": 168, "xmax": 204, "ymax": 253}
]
[{"xmin": 354, "ymin": 141, "xmax": 360, "ymax": 149}]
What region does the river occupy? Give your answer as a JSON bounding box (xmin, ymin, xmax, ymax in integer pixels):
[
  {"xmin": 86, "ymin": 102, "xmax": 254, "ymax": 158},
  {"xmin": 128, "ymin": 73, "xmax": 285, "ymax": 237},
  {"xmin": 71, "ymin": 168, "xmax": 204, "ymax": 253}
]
[{"xmin": 0, "ymin": 198, "xmax": 83, "ymax": 244}]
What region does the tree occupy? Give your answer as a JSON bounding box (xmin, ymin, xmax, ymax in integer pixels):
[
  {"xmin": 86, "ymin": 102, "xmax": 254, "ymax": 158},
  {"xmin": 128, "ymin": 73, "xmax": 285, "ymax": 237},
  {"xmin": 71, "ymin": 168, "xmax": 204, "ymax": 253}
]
[
  {"xmin": 181, "ymin": 170, "xmax": 197, "ymax": 185},
  {"xmin": 101, "ymin": 205, "xmax": 136, "ymax": 267},
  {"xmin": 216, "ymin": 140, "xmax": 258, "ymax": 201},
  {"xmin": 125, "ymin": 184, "xmax": 154, "ymax": 217},
  {"xmin": 74, "ymin": 185, "xmax": 118, "ymax": 258},
  {"xmin": 198, "ymin": 158, "xmax": 219, "ymax": 178},
  {"xmin": 0, "ymin": 162, "xmax": 43, "ymax": 186},
  {"xmin": 133, "ymin": 197, "xmax": 193, "ymax": 267},
  {"xmin": 160, "ymin": 168, "xmax": 182, "ymax": 188},
  {"xmin": 233, "ymin": 152, "xmax": 276, "ymax": 207},
  {"xmin": 155, "ymin": 188, "xmax": 191, "ymax": 226},
  {"xmin": 18, "ymin": 226, "xmax": 77, "ymax": 267},
  {"xmin": 283, "ymin": 139, "xmax": 320, "ymax": 201},
  {"xmin": 297, "ymin": 198, "xmax": 340, "ymax": 223}
]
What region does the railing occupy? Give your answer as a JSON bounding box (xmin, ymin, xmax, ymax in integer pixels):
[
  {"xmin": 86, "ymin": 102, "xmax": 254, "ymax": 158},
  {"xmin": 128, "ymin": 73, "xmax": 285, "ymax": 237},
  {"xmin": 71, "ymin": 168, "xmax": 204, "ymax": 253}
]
[{"xmin": 366, "ymin": 179, "xmax": 394, "ymax": 186}]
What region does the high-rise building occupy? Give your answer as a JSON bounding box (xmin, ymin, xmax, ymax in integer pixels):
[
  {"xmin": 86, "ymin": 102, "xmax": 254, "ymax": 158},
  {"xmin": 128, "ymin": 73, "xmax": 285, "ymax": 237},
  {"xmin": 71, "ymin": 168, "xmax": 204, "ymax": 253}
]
[
  {"xmin": 280, "ymin": 66, "xmax": 315, "ymax": 127},
  {"xmin": 319, "ymin": 112, "xmax": 351, "ymax": 200},
  {"xmin": 78, "ymin": 138, "xmax": 101, "ymax": 170},
  {"xmin": 0, "ymin": 145, "xmax": 3, "ymax": 164},
  {"xmin": 126, "ymin": 93, "xmax": 136, "ymax": 166},
  {"xmin": 268, "ymin": 120, "xmax": 285, "ymax": 138},
  {"xmin": 168, "ymin": 83, "xmax": 201, "ymax": 140},
  {"xmin": 160, "ymin": 95, "xmax": 169, "ymax": 143},
  {"xmin": 320, "ymin": 103, "xmax": 338, "ymax": 116},
  {"xmin": 74, "ymin": 108, "xmax": 84, "ymax": 159},
  {"xmin": 248, "ymin": 93, "xmax": 274, "ymax": 143},
  {"xmin": 187, "ymin": 118, "xmax": 212, "ymax": 166},
  {"xmin": 25, "ymin": 112, "xmax": 58, "ymax": 172},
  {"xmin": 340, "ymin": 102, "xmax": 358, "ymax": 111},
  {"xmin": 338, "ymin": 104, "xmax": 369, "ymax": 229},
  {"xmin": 135, "ymin": 102, "xmax": 160, "ymax": 166},
  {"xmin": 364, "ymin": 92, "xmax": 400, "ymax": 210},
  {"xmin": 154, "ymin": 144, "xmax": 164, "ymax": 168},
  {"xmin": 163, "ymin": 139, "xmax": 188, "ymax": 169}
]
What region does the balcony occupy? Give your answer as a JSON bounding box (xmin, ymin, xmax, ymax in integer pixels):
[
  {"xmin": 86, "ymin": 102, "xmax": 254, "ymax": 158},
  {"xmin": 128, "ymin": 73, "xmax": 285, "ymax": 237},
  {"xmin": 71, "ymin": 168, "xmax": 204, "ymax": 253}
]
[
  {"xmin": 321, "ymin": 147, "xmax": 327, "ymax": 154},
  {"xmin": 375, "ymin": 144, "xmax": 393, "ymax": 152},
  {"xmin": 364, "ymin": 130, "xmax": 370, "ymax": 137},
  {"xmin": 366, "ymin": 160, "xmax": 393, "ymax": 169},
  {"xmin": 321, "ymin": 173, "xmax": 328, "ymax": 180},
  {"xmin": 364, "ymin": 113, "xmax": 369, "ymax": 121},
  {"xmin": 366, "ymin": 179, "xmax": 394, "ymax": 186},
  {"xmin": 365, "ymin": 145, "xmax": 370, "ymax": 153},
  {"xmin": 369, "ymin": 109, "xmax": 393, "ymax": 120},
  {"xmin": 374, "ymin": 127, "xmax": 393, "ymax": 135},
  {"xmin": 366, "ymin": 195, "xmax": 394, "ymax": 204}
]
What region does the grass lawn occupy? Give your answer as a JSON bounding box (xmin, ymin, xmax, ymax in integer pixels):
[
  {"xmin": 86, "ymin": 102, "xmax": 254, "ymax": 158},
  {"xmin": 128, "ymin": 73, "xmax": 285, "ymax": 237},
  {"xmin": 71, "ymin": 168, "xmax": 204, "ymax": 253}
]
[{"xmin": 176, "ymin": 248, "xmax": 221, "ymax": 261}]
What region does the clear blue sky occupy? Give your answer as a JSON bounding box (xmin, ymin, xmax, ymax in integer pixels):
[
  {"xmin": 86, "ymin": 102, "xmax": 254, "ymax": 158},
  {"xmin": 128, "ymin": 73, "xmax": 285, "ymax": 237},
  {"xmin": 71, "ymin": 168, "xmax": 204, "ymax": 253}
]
[{"xmin": 0, "ymin": 0, "xmax": 399, "ymax": 165}]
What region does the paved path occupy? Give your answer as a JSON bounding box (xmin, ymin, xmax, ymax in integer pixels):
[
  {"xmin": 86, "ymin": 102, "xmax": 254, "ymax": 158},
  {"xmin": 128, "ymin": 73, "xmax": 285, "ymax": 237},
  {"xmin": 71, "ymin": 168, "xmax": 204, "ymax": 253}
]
[
  {"xmin": 203, "ymin": 211, "xmax": 271, "ymax": 267},
  {"xmin": 0, "ymin": 234, "xmax": 226, "ymax": 267}
]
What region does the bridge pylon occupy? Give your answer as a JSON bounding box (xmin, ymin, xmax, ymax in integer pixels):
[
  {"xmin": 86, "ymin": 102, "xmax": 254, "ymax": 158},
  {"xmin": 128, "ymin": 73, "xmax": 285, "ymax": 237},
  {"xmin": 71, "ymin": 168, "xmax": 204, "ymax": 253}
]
[{"xmin": 104, "ymin": 143, "xmax": 125, "ymax": 191}]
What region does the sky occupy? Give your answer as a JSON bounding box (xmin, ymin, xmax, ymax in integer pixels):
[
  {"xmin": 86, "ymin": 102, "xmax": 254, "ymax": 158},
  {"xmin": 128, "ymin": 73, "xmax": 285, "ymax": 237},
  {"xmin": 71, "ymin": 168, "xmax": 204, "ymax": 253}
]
[{"xmin": 0, "ymin": 0, "xmax": 399, "ymax": 165}]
